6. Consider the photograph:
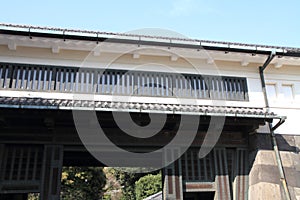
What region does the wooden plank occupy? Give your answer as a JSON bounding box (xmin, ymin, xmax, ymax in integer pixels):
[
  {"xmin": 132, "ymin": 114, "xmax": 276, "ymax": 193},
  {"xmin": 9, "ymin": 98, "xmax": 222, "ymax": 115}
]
[{"xmin": 184, "ymin": 182, "xmax": 215, "ymax": 192}]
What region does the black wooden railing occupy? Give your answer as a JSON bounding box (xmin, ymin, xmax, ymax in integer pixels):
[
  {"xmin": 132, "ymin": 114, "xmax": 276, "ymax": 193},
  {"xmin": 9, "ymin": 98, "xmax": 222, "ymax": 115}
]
[{"xmin": 0, "ymin": 63, "xmax": 248, "ymax": 101}]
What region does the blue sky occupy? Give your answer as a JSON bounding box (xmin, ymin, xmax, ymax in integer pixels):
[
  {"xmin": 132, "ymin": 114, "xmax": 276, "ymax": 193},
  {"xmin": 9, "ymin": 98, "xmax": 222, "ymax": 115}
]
[{"xmin": 1, "ymin": 0, "xmax": 300, "ymax": 47}]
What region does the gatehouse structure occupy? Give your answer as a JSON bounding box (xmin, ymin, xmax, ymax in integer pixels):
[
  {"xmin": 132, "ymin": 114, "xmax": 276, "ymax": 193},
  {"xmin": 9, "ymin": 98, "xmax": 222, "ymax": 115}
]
[{"xmin": 0, "ymin": 24, "xmax": 299, "ymax": 199}]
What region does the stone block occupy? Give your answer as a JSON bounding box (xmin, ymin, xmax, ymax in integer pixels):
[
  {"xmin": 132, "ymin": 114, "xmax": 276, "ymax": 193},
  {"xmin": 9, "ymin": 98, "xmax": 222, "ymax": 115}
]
[
  {"xmin": 249, "ymin": 164, "xmax": 280, "ymax": 186},
  {"xmin": 249, "ymin": 182, "xmax": 282, "ymax": 200},
  {"xmin": 280, "ymin": 151, "xmax": 294, "ymax": 168},
  {"xmin": 294, "ymin": 187, "xmax": 300, "ymax": 200},
  {"xmin": 253, "ymin": 150, "xmax": 276, "ymax": 166}
]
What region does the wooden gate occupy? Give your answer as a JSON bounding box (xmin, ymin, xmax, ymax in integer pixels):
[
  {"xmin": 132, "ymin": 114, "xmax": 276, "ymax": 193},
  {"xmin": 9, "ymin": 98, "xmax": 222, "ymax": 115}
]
[{"xmin": 163, "ymin": 148, "xmax": 249, "ymax": 200}]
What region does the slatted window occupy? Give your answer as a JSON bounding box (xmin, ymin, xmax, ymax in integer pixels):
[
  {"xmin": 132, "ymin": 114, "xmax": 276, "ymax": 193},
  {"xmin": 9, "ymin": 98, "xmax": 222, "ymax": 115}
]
[
  {"xmin": 0, "ymin": 145, "xmax": 43, "ymax": 193},
  {"xmin": 0, "ymin": 63, "xmax": 249, "ymax": 101},
  {"xmin": 181, "ymin": 149, "xmax": 215, "ymax": 182}
]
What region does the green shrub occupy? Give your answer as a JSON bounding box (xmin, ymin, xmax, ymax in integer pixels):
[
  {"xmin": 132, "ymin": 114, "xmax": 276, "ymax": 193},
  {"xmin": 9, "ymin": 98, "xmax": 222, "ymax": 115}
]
[{"xmin": 135, "ymin": 173, "xmax": 162, "ymax": 200}]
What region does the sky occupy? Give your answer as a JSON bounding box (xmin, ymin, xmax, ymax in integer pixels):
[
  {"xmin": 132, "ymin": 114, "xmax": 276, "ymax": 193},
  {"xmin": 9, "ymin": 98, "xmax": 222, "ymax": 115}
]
[{"xmin": 1, "ymin": 0, "xmax": 300, "ymax": 47}]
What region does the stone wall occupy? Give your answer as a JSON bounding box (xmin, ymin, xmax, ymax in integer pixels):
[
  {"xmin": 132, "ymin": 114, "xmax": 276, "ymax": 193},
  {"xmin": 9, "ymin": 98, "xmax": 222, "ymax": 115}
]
[{"xmin": 249, "ymin": 133, "xmax": 300, "ymax": 200}]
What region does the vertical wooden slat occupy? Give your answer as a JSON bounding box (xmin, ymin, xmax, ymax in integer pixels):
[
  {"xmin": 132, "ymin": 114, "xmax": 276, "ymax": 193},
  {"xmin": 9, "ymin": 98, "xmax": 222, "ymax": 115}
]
[
  {"xmin": 14, "ymin": 66, "xmax": 20, "ymax": 89},
  {"xmin": 190, "ymin": 151, "xmax": 195, "ymax": 180},
  {"xmin": 163, "ymin": 149, "xmax": 183, "ymax": 200},
  {"xmin": 116, "ymin": 72, "xmax": 120, "ymax": 94},
  {"xmin": 86, "ymin": 70, "xmax": 90, "ymax": 93},
  {"xmin": 3, "ymin": 65, "xmax": 9, "ymax": 88},
  {"xmin": 161, "ymin": 74, "xmax": 165, "ymax": 96},
  {"xmin": 232, "ymin": 79, "xmax": 237, "ymax": 100},
  {"xmin": 47, "ymin": 68, "xmax": 51, "ymax": 91},
  {"xmin": 214, "ymin": 148, "xmax": 231, "ymax": 200},
  {"xmin": 174, "ymin": 75, "xmax": 178, "ymax": 97},
  {"xmin": 215, "ymin": 78, "xmax": 220, "ymax": 99},
  {"xmin": 165, "ymin": 75, "xmax": 169, "ymax": 96},
  {"xmin": 50, "ymin": 68, "xmax": 56, "ymax": 91},
  {"xmin": 92, "ymin": 70, "xmax": 97, "ymax": 93},
  {"xmin": 136, "ymin": 72, "xmax": 140, "ymax": 95},
  {"xmin": 229, "ymin": 78, "xmax": 234, "ymax": 100},
  {"xmin": 189, "ymin": 76, "xmax": 193, "ymax": 97},
  {"xmin": 9, "ymin": 147, "xmax": 16, "ymax": 180},
  {"xmin": 40, "ymin": 145, "xmax": 64, "ymax": 200},
  {"xmin": 184, "ymin": 152, "xmax": 189, "ymax": 181},
  {"xmin": 197, "ymin": 153, "xmax": 201, "ymax": 180},
  {"xmin": 0, "ymin": 144, "xmax": 5, "ymax": 180},
  {"xmin": 2, "ymin": 146, "xmax": 8, "ymax": 180},
  {"xmin": 55, "ymin": 68, "xmax": 61, "ymax": 91},
  {"xmin": 196, "ymin": 77, "xmax": 201, "ymax": 98},
  {"xmin": 69, "ymin": 69, "xmax": 74, "ymax": 92},
  {"xmin": 24, "ymin": 67, "xmax": 31, "ymax": 90},
  {"xmin": 145, "ymin": 73, "xmax": 149, "ymax": 95},
  {"xmin": 36, "ymin": 67, "xmax": 42, "ymax": 91},
  {"xmin": 64, "ymin": 68, "xmax": 68, "ymax": 92},
  {"xmin": 61, "ymin": 68, "xmax": 66, "ymax": 92},
  {"xmin": 8, "ymin": 64, "xmax": 15, "ymax": 89},
  {"xmin": 243, "ymin": 79, "xmax": 249, "ymax": 100},
  {"xmin": 95, "ymin": 71, "xmax": 100, "ymax": 93},
  {"xmin": 20, "ymin": 67, "xmax": 26, "ymax": 89},
  {"xmin": 42, "ymin": 67, "xmax": 47, "ymax": 91},
  {"xmin": 17, "ymin": 148, "xmax": 24, "ymax": 180},
  {"xmin": 24, "ymin": 148, "xmax": 31, "ymax": 180},
  {"xmin": 131, "ymin": 73, "xmax": 134, "ymax": 95},
  {"xmin": 120, "ymin": 72, "xmax": 124, "ymax": 94},
  {"xmin": 209, "ymin": 152, "xmax": 214, "ymax": 180},
  {"xmin": 125, "ymin": 73, "xmax": 128, "ymax": 95},
  {"xmin": 155, "ymin": 74, "xmax": 159, "ymax": 96},
  {"xmin": 220, "ymin": 78, "xmax": 225, "ymax": 100},
  {"xmin": 0, "ymin": 65, "xmax": 3, "ymax": 88},
  {"xmin": 204, "ymin": 153, "xmax": 208, "ymax": 180},
  {"xmin": 80, "ymin": 70, "xmax": 84, "ymax": 93},
  {"xmin": 74, "ymin": 71, "xmax": 79, "ymax": 92},
  {"xmin": 232, "ymin": 148, "xmax": 249, "ymax": 200},
  {"xmin": 32, "ymin": 149, "xmax": 38, "ymax": 180},
  {"xmin": 31, "ymin": 67, "xmax": 36, "ymax": 90},
  {"xmin": 179, "ymin": 75, "xmax": 184, "ymax": 97}
]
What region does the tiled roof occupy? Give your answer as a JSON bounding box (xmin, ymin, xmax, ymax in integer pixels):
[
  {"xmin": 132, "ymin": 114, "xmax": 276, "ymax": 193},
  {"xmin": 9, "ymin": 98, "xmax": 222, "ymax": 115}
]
[
  {"xmin": 0, "ymin": 96, "xmax": 277, "ymax": 119},
  {"xmin": 0, "ymin": 23, "xmax": 299, "ymax": 53}
]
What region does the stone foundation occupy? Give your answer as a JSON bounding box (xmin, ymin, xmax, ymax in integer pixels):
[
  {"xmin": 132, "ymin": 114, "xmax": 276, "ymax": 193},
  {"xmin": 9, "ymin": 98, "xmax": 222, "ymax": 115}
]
[{"xmin": 249, "ymin": 133, "xmax": 300, "ymax": 200}]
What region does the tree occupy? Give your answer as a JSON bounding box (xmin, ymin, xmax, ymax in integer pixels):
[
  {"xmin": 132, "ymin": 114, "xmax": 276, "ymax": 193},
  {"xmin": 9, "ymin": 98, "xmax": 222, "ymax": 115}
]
[
  {"xmin": 61, "ymin": 166, "xmax": 106, "ymax": 200},
  {"xmin": 106, "ymin": 168, "xmax": 162, "ymax": 200},
  {"xmin": 135, "ymin": 173, "xmax": 162, "ymax": 200},
  {"xmin": 109, "ymin": 168, "xmax": 142, "ymax": 200}
]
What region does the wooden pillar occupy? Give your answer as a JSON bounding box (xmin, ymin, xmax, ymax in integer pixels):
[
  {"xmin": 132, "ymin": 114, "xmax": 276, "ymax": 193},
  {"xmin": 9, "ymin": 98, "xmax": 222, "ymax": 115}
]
[
  {"xmin": 163, "ymin": 148, "xmax": 183, "ymax": 200},
  {"xmin": 232, "ymin": 148, "xmax": 249, "ymax": 200},
  {"xmin": 40, "ymin": 145, "xmax": 63, "ymax": 200},
  {"xmin": 214, "ymin": 148, "xmax": 231, "ymax": 200}
]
